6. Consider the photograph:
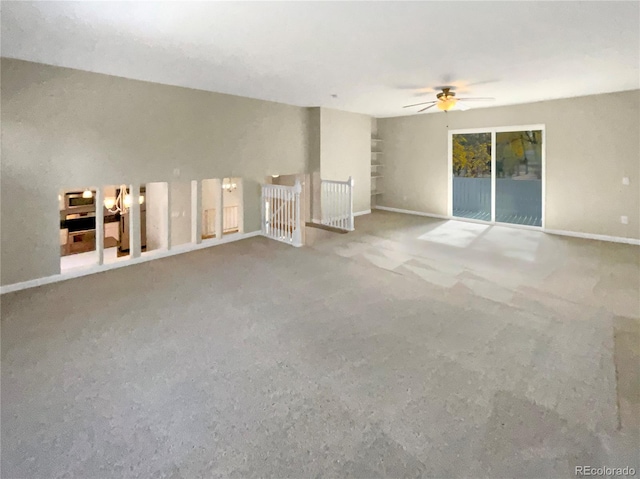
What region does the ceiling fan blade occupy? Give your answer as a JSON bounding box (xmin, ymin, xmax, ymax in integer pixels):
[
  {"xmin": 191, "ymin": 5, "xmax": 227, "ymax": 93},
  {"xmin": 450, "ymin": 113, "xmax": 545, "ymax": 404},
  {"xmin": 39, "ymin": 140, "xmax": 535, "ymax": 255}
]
[
  {"xmin": 457, "ymin": 102, "xmax": 470, "ymax": 111},
  {"xmin": 465, "ymin": 79, "xmax": 500, "ymax": 87},
  {"xmin": 456, "ymin": 97, "xmax": 495, "ymax": 101},
  {"xmin": 418, "ymin": 104, "xmax": 437, "ymax": 113},
  {"xmin": 402, "ymin": 100, "xmax": 437, "ymax": 108}
]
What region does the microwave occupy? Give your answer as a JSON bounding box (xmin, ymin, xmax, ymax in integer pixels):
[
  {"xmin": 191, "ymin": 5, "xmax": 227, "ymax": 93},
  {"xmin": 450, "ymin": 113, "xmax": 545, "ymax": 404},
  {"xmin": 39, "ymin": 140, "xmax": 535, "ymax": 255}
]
[{"xmin": 65, "ymin": 191, "xmax": 96, "ymax": 210}]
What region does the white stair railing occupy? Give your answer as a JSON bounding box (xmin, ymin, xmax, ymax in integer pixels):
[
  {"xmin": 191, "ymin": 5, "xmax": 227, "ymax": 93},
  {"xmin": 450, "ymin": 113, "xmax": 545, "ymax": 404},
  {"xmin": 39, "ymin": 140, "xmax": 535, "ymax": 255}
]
[
  {"xmin": 261, "ymin": 181, "xmax": 302, "ymax": 247},
  {"xmin": 321, "ymin": 176, "xmax": 354, "ymax": 231},
  {"xmin": 223, "ymin": 205, "xmax": 239, "ymax": 233},
  {"xmin": 202, "ymin": 208, "xmax": 216, "ymax": 238},
  {"xmin": 202, "ymin": 205, "xmax": 240, "ymax": 237}
]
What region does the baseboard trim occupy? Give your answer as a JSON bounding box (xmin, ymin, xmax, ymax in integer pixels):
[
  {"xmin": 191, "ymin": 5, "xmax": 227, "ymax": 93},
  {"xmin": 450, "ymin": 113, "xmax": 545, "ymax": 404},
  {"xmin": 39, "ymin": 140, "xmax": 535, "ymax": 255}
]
[
  {"xmin": 543, "ymin": 228, "xmax": 640, "ymax": 245},
  {"xmin": 374, "ymin": 206, "xmax": 640, "ymax": 245},
  {"xmin": 354, "ymin": 209, "xmax": 372, "ymax": 217},
  {"xmin": 0, "ymin": 230, "xmax": 262, "ymax": 295},
  {"xmin": 374, "ymin": 205, "xmax": 449, "ymax": 220}
]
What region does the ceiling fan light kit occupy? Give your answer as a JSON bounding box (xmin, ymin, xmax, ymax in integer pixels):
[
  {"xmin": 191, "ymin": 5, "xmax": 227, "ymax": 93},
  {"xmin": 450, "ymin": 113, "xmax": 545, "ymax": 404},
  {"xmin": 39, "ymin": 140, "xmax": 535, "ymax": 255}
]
[
  {"xmin": 403, "ymin": 86, "xmax": 494, "ymax": 113},
  {"xmin": 437, "ymin": 98, "xmax": 457, "ymax": 111},
  {"xmin": 435, "ymin": 88, "xmax": 457, "ymax": 111}
]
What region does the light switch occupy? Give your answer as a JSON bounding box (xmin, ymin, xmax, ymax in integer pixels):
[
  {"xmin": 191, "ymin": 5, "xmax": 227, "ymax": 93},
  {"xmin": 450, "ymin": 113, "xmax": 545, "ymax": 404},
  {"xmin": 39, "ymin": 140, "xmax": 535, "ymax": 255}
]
[
  {"xmin": 622, "ymin": 177, "xmax": 630, "ymax": 185},
  {"xmin": 621, "ymin": 216, "xmax": 628, "ymax": 225},
  {"xmin": 173, "ymin": 168, "xmax": 180, "ymax": 177}
]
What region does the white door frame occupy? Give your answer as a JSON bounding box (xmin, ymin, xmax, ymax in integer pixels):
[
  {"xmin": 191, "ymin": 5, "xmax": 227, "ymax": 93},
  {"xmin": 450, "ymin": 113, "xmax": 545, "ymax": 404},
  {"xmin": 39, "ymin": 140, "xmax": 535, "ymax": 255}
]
[{"xmin": 447, "ymin": 124, "xmax": 546, "ymax": 229}]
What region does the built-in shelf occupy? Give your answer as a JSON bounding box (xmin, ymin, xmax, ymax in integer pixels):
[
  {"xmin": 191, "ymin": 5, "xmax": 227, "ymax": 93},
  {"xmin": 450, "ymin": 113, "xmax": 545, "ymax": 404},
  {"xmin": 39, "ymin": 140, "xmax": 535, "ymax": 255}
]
[{"xmin": 371, "ymin": 137, "xmax": 383, "ymax": 202}]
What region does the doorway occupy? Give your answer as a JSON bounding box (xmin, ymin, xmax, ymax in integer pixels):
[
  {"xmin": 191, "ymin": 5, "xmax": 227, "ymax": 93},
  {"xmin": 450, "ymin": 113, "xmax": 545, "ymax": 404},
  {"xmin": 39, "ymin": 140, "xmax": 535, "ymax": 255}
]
[
  {"xmin": 449, "ymin": 126, "xmax": 544, "ymax": 227},
  {"xmin": 201, "ymin": 178, "xmax": 221, "ymax": 240},
  {"xmin": 221, "ymin": 177, "xmax": 243, "ymax": 235}
]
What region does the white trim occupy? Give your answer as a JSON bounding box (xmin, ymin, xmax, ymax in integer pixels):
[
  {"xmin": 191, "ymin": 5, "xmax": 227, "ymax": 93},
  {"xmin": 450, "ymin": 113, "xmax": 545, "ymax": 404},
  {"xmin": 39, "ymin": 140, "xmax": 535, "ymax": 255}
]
[
  {"xmin": 191, "ymin": 180, "xmax": 202, "ymax": 245},
  {"xmin": 354, "ymin": 209, "xmax": 371, "ymax": 217},
  {"xmin": 374, "ymin": 205, "xmax": 449, "ymax": 220},
  {"xmin": 543, "ymin": 228, "xmax": 640, "ymax": 246},
  {"xmin": 95, "ymin": 188, "xmax": 104, "ymax": 266},
  {"xmin": 1, "ymin": 230, "xmax": 262, "ymax": 295},
  {"xmin": 447, "ymin": 130, "xmax": 453, "ymax": 217},
  {"xmin": 215, "ymin": 178, "xmax": 224, "ymax": 240},
  {"xmin": 130, "ymin": 183, "xmax": 142, "ymax": 258},
  {"xmin": 541, "ymin": 128, "xmax": 546, "ymax": 229},
  {"xmin": 448, "ymin": 124, "xmax": 546, "ymax": 135},
  {"xmin": 166, "ymin": 182, "xmax": 173, "ymax": 249},
  {"xmin": 490, "ymin": 130, "xmax": 496, "ymax": 222},
  {"xmin": 374, "ymin": 206, "xmax": 640, "ymax": 245}
]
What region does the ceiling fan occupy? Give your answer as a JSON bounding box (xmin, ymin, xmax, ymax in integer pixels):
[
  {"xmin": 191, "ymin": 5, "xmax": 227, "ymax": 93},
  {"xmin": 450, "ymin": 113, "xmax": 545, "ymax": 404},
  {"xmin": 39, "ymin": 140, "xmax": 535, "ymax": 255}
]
[{"xmin": 403, "ymin": 87, "xmax": 494, "ymax": 113}]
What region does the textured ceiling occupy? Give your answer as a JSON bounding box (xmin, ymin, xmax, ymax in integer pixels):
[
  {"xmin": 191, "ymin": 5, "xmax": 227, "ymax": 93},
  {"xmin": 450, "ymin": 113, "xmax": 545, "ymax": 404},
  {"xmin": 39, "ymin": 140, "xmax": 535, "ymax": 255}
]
[{"xmin": 2, "ymin": 1, "xmax": 639, "ymax": 117}]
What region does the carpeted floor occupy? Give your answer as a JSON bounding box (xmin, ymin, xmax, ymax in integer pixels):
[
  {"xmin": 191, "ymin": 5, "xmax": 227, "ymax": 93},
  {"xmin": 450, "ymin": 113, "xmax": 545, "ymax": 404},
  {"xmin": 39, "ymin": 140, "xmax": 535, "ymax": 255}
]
[{"xmin": 2, "ymin": 210, "xmax": 639, "ymax": 478}]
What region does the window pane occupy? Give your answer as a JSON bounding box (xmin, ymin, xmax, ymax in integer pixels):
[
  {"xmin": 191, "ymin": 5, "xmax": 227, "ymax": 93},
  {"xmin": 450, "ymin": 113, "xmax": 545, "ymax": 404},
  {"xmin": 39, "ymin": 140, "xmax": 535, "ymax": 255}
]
[{"xmin": 452, "ymin": 133, "xmax": 491, "ymax": 221}]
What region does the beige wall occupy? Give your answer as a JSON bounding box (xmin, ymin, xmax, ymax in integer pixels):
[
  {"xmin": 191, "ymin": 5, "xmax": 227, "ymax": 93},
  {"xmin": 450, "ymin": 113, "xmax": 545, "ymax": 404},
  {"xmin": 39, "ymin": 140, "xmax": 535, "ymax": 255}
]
[
  {"xmin": 378, "ymin": 90, "xmax": 640, "ymax": 239},
  {"xmin": 1, "ymin": 58, "xmax": 310, "ymax": 285},
  {"xmin": 319, "ymin": 108, "xmax": 372, "ymax": 214},
  {"xmin": 305, "ymin": 107, "xmax": 372, "ymax": 219},
  {"xmin": 307, "ymin": 108, "xmax": 322, "ymax": 222}
]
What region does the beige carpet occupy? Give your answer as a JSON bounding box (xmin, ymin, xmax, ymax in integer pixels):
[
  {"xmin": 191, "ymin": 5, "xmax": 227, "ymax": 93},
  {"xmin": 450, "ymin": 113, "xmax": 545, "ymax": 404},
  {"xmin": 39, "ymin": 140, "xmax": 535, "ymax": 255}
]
[{"xmin": 2, "ymin": 211, "xmax": 639, "ymax": 478}]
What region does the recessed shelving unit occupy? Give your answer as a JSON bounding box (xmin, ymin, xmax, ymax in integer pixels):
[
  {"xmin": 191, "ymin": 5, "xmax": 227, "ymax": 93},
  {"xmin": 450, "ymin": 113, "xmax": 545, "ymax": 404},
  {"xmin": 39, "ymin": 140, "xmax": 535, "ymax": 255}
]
[{"xmin": 371, "ymin": 137, "xmax": 383, "ymax": 198}]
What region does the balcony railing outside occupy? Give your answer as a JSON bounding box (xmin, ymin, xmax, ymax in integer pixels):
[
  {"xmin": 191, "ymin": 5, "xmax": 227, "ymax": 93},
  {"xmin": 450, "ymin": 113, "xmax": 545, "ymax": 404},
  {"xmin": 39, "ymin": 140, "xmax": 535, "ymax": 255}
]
[{"xmin": 452, "ymin": 177, "xmax": 542, "ymax": 226}]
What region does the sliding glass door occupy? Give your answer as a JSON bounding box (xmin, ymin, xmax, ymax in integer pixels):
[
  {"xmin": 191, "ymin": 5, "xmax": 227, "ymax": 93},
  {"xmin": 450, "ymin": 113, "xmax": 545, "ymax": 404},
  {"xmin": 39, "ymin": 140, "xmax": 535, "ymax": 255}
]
[{"xmin": 450, "ymin": 126, "xmax": 544, "ymax": 227}]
